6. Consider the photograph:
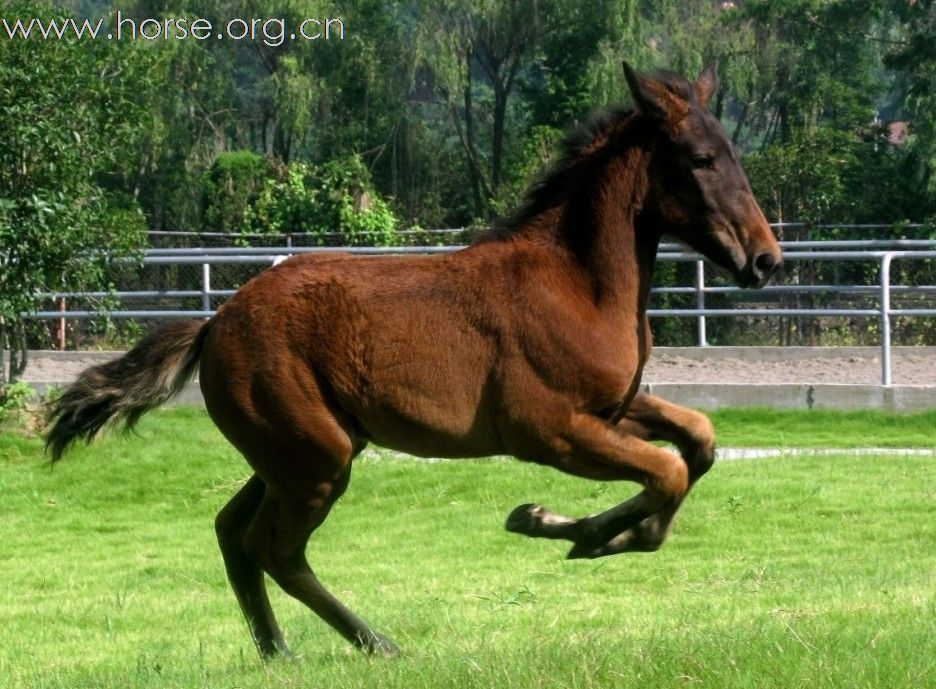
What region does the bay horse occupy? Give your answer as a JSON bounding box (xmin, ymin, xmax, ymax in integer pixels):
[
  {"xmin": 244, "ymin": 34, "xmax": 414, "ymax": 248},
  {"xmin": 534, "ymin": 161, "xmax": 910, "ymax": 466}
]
[{"xmin": 46, "ymin": 62, "xmax": 781, "ymax": 659}]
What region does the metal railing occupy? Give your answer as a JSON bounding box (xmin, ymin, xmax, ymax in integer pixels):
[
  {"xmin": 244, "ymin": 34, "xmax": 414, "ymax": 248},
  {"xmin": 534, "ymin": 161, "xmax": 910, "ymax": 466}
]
[
  {"xmin": 23, "ymin": 239, "xmax": 936, "ymax": 386},
  {"xmin": 647, "ymin": 249, "xmax": 936, "ymax": 385}
]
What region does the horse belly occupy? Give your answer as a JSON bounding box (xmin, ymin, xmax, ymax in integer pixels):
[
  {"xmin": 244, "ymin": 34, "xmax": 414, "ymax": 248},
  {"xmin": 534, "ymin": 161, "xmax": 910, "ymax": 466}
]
[
  {"xmin": 361, "ymin": 411, "xmax": 502, "ymax": 459},
  {"xmin": 354, "ymin": 378, "xmax": 502, "ymax": 457},
  {"xmin": 351, "ymin": 323, "xmax": 499, "ymax": 457}
]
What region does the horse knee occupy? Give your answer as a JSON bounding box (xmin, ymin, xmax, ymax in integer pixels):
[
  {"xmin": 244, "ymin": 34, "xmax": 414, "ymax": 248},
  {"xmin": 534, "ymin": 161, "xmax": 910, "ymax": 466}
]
[
  {"xmin": 243, "ymin": 527, "xmax": 297, "ymax": 582},
  {"xmin": 683, "ymin": 412, "xmax": 716, "ymax": 478},
  {"xmin": 242, "ymin": 495, "xmax": 328, "ymax": 580},
  {"xmin": 653, "ymin": 457, "xmax": 689, "ymax": 505}
]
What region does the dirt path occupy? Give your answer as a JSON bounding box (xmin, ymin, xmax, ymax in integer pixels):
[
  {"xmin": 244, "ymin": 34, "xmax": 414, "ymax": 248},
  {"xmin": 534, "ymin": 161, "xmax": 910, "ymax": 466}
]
[
  {"xmin": 16, "ymin": 347, "xmax": 936, "ymax": 387},
  {"xmin": 643, "ymin": 349, "xmax": 936, "ymax": 386}
]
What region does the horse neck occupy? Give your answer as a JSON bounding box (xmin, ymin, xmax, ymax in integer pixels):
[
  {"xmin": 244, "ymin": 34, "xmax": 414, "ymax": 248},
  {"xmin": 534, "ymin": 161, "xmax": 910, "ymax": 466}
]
[{"xmin": 559, "ymin": 146, "xmax": 660, "ymax": 314}]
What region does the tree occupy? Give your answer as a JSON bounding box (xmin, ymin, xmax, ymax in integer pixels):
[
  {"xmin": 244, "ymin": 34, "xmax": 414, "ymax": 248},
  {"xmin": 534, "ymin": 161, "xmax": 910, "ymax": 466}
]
[
  {"xmin": 725, "ymin": 0, "xmax": 883, "ymax": 149},
  {"xmin": 419, "ymin": 0, "xmax": 540, "ymax": 217},
  {"xmin": 884, "ymin": 0, "xmax": 936, "ymax": 215},
  {"xmin": 0, "ymin": 2, "xmax": 150, "ymax": 381}
]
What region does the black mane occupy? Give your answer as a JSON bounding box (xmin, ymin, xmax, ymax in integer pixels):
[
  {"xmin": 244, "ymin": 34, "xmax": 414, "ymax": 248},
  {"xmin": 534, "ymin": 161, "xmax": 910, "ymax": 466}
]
[{"xmin": 492, "ymin": 106, "xmax": 635, "ymax": 235}]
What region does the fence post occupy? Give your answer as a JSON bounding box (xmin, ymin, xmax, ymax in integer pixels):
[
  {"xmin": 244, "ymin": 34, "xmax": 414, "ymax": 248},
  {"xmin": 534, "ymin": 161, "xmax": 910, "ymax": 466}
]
[
  {"xmin": 202, "ymin": 263, "xmax": 211, "ymax": 315},
  {"xmin": 57, "ymin": 296, "xmax": 66, "ymax": 351},
  {"xmin": 696, "ymin": 259, "xmax": 707, "ymax": 347},
  {"xmin": 880, "ymin": 252, "xmax": 893, "ymax": 386}
]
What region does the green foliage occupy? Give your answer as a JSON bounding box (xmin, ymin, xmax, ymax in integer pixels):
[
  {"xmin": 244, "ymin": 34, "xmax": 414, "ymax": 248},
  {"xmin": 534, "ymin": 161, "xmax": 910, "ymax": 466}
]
[
  {"xmin": 726, "ymin": 0, "xmax": 881, "ymax": 142},
  {"xmin": 884, "ymin": 0, "xmax": 936, "ymax": 213},
  {"xmin": 7, "ymin": 0, "xmax": 936, "ymax": 352},
  {"xmin": 745, "ymin": 127, "xmax": 858, "ymax": 224},
  {"xmin": 0, "ymin": 381, "xmax": 33, "ymax": 423},
  {"xmin": 490, "ymin": 125, "xmax": 563, "ymax": 218},
  {"xmin": 8, "ymin": 0, "xmax": 936, "ymax": 236},
  {"xmin": 0, "ymin": 1, "xmax": 147, "ymax": 355},
  {"xmin": 244, "ymin": 155, "xmax": 400, "ymax": 245},
  {"xmin": 202, "ymin": 151, "xmax": 269, "ymax": 234}
]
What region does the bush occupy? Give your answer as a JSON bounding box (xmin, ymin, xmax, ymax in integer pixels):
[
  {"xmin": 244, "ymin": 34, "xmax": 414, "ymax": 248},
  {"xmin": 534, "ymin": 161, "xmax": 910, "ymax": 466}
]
[
  {"xmin": 244, "ymin": 155, "xmax": 400, "ymax": 245},
  {"xmin": 202, "ymin": 151, "xmax": 269, "ymax": 233},
  {"xmin": 0, "ymin": 381, "xmax": 34, "ymax": 423},
  {"xmin": 491, "ymin": 125, "xmax": 564, "ymax": 219}
]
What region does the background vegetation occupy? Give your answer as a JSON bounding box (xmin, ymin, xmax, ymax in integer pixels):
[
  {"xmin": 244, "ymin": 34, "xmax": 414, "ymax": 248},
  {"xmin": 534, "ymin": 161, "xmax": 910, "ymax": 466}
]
[{"xmin": 3, "ymin": 0, "xmax": 936, "ymax": 364}]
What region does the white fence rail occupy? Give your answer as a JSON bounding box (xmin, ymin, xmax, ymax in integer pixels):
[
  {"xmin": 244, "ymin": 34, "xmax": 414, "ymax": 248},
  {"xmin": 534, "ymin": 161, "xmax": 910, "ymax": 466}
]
[{"xmin": 23, "ymin": 240, "xmax": 936, "ymax": 386}]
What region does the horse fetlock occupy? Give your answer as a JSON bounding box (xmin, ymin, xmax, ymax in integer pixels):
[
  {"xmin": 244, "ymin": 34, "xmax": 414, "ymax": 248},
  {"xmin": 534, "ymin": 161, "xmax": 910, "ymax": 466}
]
[
  {"xmin": 632, "ymin": 515, "xmax": 668, "ymax": 551},
  {"xmin": 566, "ymin": 517, "xmax": 668, "ymax": 559},
  {"xmin": 567, "ymin": 513, "xmax": 619, "ymax": 550},
  {"xmin": 566, "ymin": 528, "xmax": 642, "ymax": 559}
]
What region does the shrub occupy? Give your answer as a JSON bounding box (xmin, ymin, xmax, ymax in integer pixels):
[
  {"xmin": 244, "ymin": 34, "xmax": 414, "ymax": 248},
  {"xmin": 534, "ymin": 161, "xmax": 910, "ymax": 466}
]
[
  {"xmin": 0, "ymin": 381, "xmax": 34, "ymax": 423},
  {"xmin": 244, "ymin": 155, "xmax": 400, "ymax": 245},
  {"xmin": 202, "ymin": 151, "xmax": 269, "ymax": 233}
]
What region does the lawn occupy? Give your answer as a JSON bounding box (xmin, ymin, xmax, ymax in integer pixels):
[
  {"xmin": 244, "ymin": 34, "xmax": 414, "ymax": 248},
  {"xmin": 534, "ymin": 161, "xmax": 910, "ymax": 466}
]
[
  {"xmin": 707, "ymin": 407, "xmax": 936, "ymax": 448},
  {"xmin": 0, "ymin": 407, "xmax": 933, "ymax": 688}
]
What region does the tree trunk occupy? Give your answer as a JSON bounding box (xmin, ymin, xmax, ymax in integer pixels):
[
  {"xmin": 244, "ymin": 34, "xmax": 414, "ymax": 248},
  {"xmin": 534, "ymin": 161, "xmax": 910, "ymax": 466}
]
[
  {"xmin": 456, "ymin": 47, "xmax": 492, "ymax": 217},
  {"xmin": 6, "ymin": 320, "xmax": 27, "ymax": 383},
  {"xmin": 492, "ymin": 82, "xmax": 507, "ymax": 191},
  {"xmin": 0, "ymin": 322, "xmax": 7, "ymax": 385}
]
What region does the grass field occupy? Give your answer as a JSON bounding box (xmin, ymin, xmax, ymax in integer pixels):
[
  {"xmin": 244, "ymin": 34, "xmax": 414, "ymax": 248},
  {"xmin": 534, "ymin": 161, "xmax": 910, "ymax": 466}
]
[{"xmin": 1, "ymin": 407, "xmax": 934, "ymax": 689}]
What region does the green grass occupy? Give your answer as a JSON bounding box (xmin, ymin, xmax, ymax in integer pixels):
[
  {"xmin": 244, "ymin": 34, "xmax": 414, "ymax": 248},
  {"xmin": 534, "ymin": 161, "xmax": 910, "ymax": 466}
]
[
  {"xmin": 0, "ymin": 407, "xmax": 934, "ymax": 689},
  {"xmin": 710, "ymin": 407, "xmax": 936, "ymax": 448}
]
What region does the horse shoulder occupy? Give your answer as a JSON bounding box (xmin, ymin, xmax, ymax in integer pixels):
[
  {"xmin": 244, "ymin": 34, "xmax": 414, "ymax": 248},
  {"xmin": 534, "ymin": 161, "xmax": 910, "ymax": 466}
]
[{"xmin": 494, "ymin": 244, "xmax": 646, "ymax": 413}]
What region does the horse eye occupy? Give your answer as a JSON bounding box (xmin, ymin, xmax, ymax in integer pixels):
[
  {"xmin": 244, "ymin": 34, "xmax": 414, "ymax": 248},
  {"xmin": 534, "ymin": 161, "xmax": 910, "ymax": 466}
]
[{"xmin": 690, "ymin": 154, "xmax": 715, "ymax": 170}]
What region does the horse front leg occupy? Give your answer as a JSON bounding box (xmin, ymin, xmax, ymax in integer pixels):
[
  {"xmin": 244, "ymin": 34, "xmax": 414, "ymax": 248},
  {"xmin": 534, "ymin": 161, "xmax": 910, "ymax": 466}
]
[
  {"xmin": 567, "ymin": 393, "xmax": 716, "ymax": 558},
  {"xmin": 506, "ymin": 393, "xmax": 715, "ymax": 559},
  {"xmin": 505, "ymin": 408, "xmax": 691, "ymax": 555}
]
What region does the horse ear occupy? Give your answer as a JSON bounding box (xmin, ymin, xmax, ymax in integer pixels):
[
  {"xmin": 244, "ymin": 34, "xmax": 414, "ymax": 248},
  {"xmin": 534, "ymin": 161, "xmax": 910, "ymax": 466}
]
[
  {"xmin": 622, "ymin": 61, "xmax": 685, "ymax": 123},
  {"xmin": 695, "ymin": 59, "xmax": 719, "ymax": 107}
]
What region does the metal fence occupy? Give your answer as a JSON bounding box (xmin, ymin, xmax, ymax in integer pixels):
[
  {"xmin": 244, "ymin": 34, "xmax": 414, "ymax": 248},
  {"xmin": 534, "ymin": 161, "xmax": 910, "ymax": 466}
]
[{"xmin": 23, "ymin": 231, "xmax": 936, "ymax": 386}]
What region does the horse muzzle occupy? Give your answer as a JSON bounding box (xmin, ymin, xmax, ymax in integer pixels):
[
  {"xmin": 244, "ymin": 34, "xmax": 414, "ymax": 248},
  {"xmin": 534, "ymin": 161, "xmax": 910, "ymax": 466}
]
[{"xmin": 743, "ymin": 249, "xmax": 782, "ymax": 288}]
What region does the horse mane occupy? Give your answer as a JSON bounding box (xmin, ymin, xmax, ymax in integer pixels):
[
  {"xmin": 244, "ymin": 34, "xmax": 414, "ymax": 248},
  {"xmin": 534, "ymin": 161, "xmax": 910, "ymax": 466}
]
[{"xmin": 487, "ymin": 106, "xmax": 635, "ymax": 238}]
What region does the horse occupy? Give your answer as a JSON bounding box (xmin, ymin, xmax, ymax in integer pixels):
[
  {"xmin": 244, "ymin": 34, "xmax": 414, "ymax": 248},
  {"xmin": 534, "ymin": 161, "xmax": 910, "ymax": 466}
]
[{"xmin": 45, "ymin": 61, "xmax": 782, "ymax": 659}]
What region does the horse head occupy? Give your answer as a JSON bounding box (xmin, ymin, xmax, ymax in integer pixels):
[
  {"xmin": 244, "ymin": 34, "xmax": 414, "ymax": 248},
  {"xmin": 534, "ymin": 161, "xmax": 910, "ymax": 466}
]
[{"xmin": 626, "ymin": 61, "xmax": 782, "ymax": 288}]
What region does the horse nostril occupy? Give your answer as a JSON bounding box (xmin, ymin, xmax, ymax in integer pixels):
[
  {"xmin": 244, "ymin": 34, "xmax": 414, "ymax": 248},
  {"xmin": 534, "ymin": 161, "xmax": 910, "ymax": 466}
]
[{"xmin": 754, "ymin": 252, "xmax": 778, "ymax": 277}]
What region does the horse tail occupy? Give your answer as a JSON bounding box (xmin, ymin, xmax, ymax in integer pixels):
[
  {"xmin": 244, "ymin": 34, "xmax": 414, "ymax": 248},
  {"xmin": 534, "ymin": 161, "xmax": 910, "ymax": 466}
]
[{"xmin": 45, "ymin": 319, "xmax": 209, "ymax": 462}]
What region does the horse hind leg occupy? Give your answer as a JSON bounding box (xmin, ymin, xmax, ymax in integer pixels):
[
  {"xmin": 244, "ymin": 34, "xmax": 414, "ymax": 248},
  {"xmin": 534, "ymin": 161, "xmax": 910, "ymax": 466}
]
[
  {"xmin": 243, "ymin": 474, "xmax": 400, "ymax": 656},
  {"xmin": 215, "ymin": 474, "xmax": 291, "ymax": 659},
  {"xmin": 202, "ymin": 343, "xmax": 395, "ymax": 655}
]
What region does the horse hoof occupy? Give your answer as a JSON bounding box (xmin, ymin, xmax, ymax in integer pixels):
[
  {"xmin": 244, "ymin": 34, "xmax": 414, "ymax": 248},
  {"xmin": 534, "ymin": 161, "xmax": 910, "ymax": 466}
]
[
  {"xmin": 566, "ymin": 542, "xmax": 602, "ymax": 560},
  {"xmin": 504, "ymin": 503, "xmax": 545, "ymax": 535},
  {"xmin": 360, "ymin": 632, "xmax": 401, "ymax": 657}
]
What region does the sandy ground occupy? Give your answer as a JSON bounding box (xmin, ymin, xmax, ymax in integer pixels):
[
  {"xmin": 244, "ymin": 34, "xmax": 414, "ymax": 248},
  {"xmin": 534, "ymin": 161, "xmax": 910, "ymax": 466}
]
[
  {"xmin": 643, "ymin": 350, "xmax": 936, "ymax": 386},
  {"xmin": 16, "ymin": 347, "xmax": 936, "ymax": 386}
]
